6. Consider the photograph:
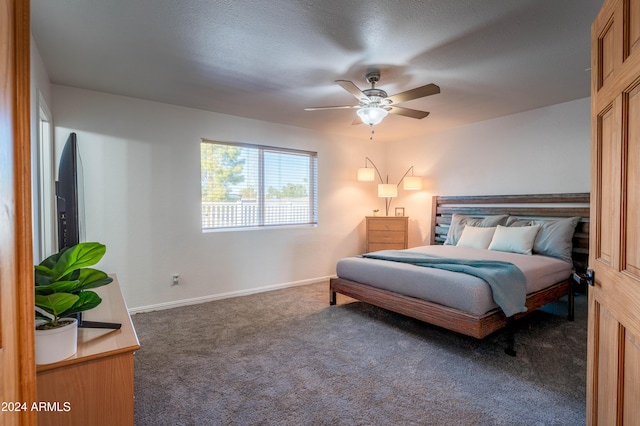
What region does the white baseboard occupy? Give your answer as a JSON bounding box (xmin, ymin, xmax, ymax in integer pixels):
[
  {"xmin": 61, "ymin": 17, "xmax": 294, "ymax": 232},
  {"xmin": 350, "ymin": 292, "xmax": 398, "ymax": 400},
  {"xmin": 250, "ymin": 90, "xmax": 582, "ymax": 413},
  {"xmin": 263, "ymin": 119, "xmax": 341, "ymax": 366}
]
[{"xmin": 128, "ymin": 275, "xmax": 335, "ymax": 315}]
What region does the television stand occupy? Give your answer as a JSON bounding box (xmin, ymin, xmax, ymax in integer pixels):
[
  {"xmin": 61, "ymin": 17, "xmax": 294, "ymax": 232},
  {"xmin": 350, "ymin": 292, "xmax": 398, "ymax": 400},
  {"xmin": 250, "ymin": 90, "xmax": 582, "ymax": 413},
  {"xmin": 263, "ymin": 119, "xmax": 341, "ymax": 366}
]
[{"xmin": 36, "ymin": 275, "xmax": 139, "ymax": 426}]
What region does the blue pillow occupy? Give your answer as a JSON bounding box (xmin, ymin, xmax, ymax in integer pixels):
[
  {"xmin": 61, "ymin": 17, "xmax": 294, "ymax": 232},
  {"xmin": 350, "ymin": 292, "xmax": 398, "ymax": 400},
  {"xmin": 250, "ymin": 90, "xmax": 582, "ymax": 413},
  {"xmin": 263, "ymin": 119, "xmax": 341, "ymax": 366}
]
[{"xmin": 530, "ymin": 217, "xmax": 581, "ymax": 262}]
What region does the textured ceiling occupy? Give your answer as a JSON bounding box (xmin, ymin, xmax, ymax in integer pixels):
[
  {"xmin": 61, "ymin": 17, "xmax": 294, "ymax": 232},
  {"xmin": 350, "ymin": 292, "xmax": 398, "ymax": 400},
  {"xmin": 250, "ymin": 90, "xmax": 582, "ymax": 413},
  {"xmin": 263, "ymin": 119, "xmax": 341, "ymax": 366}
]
[{"xmin": 31, "ymin": 0, "xmax": 602, "ymax": 142}]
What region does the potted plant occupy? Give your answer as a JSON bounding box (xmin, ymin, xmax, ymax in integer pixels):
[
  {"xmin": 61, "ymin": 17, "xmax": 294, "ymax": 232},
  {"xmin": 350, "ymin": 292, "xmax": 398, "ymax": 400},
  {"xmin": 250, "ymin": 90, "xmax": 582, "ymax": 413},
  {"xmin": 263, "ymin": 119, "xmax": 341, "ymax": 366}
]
[{"xmin": 34, "ymin": 242, "xmax": 113, "ymax": 364}]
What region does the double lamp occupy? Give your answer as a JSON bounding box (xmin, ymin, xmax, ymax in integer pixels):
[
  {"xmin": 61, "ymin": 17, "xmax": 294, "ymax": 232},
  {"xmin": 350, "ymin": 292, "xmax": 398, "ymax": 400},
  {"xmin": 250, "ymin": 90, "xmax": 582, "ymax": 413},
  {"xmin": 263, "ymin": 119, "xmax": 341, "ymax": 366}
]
[{"xmin": 357, "ymin": 157, "xmax": 422, "ymax": 216}]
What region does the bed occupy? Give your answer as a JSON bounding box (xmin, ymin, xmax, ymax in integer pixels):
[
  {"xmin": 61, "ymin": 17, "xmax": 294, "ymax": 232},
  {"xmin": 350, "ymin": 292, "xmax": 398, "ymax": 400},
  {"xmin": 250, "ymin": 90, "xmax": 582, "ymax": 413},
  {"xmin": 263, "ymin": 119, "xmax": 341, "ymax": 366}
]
[{"xmin": 330, "ymin": 193, "xmax": 590, "ymax": 352}]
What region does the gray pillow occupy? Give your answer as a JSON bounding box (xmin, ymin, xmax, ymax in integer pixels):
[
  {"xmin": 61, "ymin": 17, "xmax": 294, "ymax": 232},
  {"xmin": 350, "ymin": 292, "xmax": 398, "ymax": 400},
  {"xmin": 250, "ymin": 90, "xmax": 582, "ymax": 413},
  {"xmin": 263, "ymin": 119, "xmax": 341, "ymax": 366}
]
[
  {"xmin": 530, "ymin": 217, "xmax": 581, "ymax": 262},
  {"xmin": 506, "ymin": 216, "xmax": 533, "ymax": 227},
  {"xmin": 444, "ymin": 214, "xmax": 508, "ymax": 245}
]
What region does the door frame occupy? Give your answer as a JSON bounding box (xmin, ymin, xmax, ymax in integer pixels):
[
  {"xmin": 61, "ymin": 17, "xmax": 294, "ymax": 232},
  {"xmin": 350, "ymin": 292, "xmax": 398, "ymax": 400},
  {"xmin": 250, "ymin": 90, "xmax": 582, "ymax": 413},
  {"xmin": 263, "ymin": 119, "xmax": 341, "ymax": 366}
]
[{"xmin": 0, "ymin": 0, "xmax": 36, "ymax": 425}]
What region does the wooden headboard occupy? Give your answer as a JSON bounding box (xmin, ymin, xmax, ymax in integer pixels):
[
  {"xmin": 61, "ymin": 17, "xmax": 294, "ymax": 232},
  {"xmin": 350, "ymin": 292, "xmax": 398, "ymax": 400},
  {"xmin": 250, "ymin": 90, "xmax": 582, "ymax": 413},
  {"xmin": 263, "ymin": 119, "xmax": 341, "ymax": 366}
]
[{"xmin": 431, "ymin": 193, "xmax": 590, "ymax": 270}]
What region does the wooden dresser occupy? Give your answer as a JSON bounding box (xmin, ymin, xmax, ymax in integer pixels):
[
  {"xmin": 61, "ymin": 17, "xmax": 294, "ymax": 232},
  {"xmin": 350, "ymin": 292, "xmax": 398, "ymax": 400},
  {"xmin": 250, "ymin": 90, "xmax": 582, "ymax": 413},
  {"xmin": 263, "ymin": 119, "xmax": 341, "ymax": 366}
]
[
  {"xmin": 36, "ymin": 275, "xmax": 139, "ymax": 426},
  {"xmin": 365, "ymin": 216, "xmax": 408, "ymax": 252}
]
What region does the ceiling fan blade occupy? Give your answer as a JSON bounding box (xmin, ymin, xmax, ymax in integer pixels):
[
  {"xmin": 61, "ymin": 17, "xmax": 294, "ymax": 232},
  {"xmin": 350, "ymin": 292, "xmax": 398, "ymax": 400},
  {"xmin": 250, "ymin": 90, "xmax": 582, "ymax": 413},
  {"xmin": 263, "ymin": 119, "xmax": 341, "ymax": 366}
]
[
  {"xmin": 335, "ymin": 80, "xmax": 368, "ymax": 101},
  {"xmin": 351, "ymin": 116, "xmax": 363, "ymax": 125},
  {"xmin": 388, "ymin": 106, "xmax": 430, "ymax": 119},
  {"xmin": 386, "ymin": 83, "xmax": 440, "ymax": 104},
  {"xmin": 304, "ymin": 105, "xmax": 359, "ymax": 111}
]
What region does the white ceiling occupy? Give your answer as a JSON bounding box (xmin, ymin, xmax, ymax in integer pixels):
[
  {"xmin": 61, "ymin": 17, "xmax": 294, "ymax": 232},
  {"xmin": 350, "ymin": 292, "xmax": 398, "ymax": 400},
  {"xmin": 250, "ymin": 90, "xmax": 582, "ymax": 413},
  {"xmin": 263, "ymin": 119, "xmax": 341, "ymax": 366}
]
[{"xmin": 31, "ymin": 0, "xmax": 602, "ymax": 143}]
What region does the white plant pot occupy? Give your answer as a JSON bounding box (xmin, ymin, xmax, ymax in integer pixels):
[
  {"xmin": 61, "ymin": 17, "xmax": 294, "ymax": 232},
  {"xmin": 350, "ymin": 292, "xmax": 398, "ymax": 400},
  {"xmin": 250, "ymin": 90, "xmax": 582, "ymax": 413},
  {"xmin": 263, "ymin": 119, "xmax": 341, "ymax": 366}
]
[{"xmin": 35, "ymin": 318, "xmax": 78, "ymax": 365}]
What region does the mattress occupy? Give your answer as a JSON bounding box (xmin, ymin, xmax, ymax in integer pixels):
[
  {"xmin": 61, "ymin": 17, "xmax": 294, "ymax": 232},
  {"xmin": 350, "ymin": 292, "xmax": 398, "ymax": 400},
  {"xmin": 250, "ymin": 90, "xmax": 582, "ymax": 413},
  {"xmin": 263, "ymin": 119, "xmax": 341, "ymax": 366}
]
[{"xmin": 335, "ymin": 245, "xmax": 573, "ymax": 316}]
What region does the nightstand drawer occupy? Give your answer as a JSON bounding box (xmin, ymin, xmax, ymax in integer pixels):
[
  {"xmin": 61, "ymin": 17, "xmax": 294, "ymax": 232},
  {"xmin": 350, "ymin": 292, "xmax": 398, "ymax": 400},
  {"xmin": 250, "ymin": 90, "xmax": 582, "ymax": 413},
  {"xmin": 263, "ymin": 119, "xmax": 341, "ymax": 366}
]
[
  {"xmin": 365, "ymin": 216, "xmax": 408, "ymax": 253},
  {"xmin": 367, "ymin": 218, "xmax": 407, "ymax": 231},
  {"xmin": 368, "ymin": 230, "xmax": 406, "ymax": 244}
]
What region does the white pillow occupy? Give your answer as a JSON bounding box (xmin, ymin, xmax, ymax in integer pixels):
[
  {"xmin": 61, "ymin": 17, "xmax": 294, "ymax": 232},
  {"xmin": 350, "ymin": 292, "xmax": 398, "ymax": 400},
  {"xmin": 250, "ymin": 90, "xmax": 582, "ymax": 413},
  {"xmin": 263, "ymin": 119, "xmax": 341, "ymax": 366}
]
[
  {"xmin": 488, "ymin": 225, "xmax": 541, "ymax": 255},
  {"xmin": 456, "ymin": 226, "xmax": 497, "ymax": 249},
  {"xmin": 444, "ymin": 214, "xmax": 508, "ymax": 245}
]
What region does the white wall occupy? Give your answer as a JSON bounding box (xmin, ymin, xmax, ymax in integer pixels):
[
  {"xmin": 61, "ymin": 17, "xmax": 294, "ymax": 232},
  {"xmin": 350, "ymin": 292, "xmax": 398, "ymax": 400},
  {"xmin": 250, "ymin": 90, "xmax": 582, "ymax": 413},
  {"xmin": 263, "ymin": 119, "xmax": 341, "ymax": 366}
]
[
  {"xmin": 387, "ymin": 97, "xmax": 591, "ymax": 247},
  {"xmin": 51, "ymin": 85, "xmax": 383, "ymax": 310},
  {"xmin": 48, "ymin": 85, "xmax": 590, "ymax": 311}
]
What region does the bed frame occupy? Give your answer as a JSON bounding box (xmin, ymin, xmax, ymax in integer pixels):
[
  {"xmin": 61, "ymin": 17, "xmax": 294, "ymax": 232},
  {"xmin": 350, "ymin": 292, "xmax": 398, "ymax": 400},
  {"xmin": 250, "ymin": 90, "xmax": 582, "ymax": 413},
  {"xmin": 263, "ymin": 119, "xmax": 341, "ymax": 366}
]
[{"xmin": 330, "ymin": 193, "xmax": 590, "ymax": 347}]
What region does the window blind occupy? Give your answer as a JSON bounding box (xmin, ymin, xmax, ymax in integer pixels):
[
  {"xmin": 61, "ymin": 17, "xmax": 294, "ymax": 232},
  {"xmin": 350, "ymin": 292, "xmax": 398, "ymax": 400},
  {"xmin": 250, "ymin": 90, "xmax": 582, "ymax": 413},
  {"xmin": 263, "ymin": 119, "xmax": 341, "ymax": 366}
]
[{"xmin": 201, "ymin": 140, "xmax": 317, "ymax": 230}]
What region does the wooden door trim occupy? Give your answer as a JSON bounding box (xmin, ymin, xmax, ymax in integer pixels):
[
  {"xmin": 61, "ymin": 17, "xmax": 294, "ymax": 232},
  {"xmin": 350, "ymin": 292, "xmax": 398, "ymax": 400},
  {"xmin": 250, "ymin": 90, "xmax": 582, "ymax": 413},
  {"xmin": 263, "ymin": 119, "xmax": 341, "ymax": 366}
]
[
  {"xmin": 14, "ymin": 1, "xmax": 36, "ymax": 419},
  {"xmin": 0, "ymin": 0, "xmax": 36, "ymax": 424}
]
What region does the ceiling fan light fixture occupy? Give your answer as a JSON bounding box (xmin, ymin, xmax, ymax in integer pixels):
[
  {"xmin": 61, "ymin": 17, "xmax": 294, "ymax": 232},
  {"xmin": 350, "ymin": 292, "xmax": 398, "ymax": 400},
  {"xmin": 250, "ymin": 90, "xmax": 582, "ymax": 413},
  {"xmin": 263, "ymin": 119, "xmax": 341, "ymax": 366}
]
[{"xmin": 357, "ymin": 106, "xmax": 388, "ymax": 126}]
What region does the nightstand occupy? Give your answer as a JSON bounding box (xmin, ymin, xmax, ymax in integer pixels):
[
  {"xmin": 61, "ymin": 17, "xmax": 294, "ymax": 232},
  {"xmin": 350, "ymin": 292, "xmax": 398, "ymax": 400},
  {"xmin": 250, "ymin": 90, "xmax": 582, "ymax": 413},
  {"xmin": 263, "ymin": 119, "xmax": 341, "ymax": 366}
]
[{"xmin": 365, "ymin": 216, "xmax": 408, "ymax": 252}]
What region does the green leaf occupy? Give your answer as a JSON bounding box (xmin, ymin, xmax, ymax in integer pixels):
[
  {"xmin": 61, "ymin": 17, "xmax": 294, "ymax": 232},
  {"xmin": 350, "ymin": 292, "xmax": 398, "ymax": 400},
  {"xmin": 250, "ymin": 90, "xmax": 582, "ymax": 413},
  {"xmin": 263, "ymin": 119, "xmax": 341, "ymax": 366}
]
[
  {"xmin": 33, "ymin": 242, "xmax": 111, "ymax": 323},
  {"xmin": 60, "ymin": 291, "xmax": 103, "ymax": 318},
  {"xmin": 34, "ymin": 280, "xmax": 81, "ymax": 296},
  {"xmin": 51, "ymin": 242, "xmax": 107, "ymax": 279},
  {"xmin": 35, "ymin": 293, "xmax": 79, "ymax": 319},
  {"xmin": 61, "ymin": 269, "xmax": 81, "ymax": 282},
  {"xmin": 38, "ymin": 248, "xmax": 67, "ymax": 269},
  {"xmin": 73, "ymin": 268, "xmax": 113, "ymax": 291},
  {"xmin": 34, "ymin": 267, "xmax": 55, "ymax": 286}
]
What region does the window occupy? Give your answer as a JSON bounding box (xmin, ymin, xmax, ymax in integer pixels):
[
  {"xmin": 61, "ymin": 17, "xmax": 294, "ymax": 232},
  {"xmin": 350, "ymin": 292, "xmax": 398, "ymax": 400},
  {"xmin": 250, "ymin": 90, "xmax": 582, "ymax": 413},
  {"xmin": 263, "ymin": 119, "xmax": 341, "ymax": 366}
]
[{"xmin": 201, "ymin": 140, "xmax": 318, "ymax": 230}]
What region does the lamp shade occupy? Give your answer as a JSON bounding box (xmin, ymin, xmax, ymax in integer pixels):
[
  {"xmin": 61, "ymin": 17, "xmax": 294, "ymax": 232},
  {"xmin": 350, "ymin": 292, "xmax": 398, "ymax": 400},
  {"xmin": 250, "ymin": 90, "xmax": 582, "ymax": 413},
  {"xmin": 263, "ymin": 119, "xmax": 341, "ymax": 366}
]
[
  {"xmin": 357, "ymin": 167, "xmax": 375, "ymax": 181},
  {"xmin": 378, "ymin": 184, "xmax": 397, "ymax": 198},
  {"xmin": 403, "ymin": 176, "xmax": 422, "ymax": 190},
  {"xmin": 357, "ymin": 107, "xmax": 388, "ymax": 126}
]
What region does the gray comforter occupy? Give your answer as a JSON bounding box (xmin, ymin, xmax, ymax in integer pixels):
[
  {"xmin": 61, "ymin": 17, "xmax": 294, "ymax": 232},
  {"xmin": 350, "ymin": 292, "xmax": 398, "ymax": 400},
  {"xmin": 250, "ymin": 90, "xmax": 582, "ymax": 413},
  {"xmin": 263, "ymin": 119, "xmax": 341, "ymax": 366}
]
[
  {"xmin": 362, "ymin": 250, "xmax": 527, "ymax": 317},
  {"xmin": 336, "ymin": 245, "xmax": 573, "ymax": 316}
]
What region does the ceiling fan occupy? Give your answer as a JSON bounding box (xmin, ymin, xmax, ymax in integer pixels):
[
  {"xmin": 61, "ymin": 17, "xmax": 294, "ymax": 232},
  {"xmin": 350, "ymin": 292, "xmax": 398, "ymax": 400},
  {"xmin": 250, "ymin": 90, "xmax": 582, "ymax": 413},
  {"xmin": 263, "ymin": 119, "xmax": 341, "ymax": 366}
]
[{"xmin": 305, "ymin": 71, "xmax": 440, "ymax": 126}]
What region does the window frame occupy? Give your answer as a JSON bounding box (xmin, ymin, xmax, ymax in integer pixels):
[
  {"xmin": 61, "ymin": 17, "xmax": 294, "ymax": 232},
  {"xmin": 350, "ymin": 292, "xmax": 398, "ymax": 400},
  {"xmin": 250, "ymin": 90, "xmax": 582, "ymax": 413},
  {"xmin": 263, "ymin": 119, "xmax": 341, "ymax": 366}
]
[{"xmin": 201, "ymin": 139, "xmax": 318, "ymax": 231}]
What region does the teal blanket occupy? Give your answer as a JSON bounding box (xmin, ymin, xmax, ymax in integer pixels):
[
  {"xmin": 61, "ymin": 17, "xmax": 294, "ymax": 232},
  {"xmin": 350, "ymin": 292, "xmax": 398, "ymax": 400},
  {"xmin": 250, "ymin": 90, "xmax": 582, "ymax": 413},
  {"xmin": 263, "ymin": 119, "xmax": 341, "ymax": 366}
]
[{"xmin": 362, "ymin": 250, "xmax": 527, "ymax": 317}]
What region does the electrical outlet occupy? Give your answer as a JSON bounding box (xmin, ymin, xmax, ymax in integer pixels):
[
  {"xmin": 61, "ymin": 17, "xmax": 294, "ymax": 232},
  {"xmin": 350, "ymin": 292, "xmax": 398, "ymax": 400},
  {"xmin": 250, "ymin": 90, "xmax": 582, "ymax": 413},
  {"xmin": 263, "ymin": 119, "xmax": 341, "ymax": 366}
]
[{"xmin": 172, "ymin": 274, "xmax": 180, "ymax": 286}]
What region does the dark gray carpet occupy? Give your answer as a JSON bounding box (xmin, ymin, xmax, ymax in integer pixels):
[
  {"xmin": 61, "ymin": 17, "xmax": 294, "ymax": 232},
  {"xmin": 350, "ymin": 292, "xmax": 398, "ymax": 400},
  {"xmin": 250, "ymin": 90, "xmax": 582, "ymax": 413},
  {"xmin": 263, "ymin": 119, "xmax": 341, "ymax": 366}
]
[{"xmin": 132, "ymin": 282, "xmax": 586, "ymax": 425}]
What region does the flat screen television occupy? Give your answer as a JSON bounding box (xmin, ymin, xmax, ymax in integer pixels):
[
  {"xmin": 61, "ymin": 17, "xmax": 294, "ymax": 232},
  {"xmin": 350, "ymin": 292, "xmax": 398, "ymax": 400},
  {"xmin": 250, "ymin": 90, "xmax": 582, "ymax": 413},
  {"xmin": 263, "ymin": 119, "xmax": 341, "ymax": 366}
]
[
  {"xmin": 56, "ymin": 132, "xmax": 85, "ymax": 250},
  {"xmin": 54, "ymin": 133, "xmax": 119, "ymax": 330}
]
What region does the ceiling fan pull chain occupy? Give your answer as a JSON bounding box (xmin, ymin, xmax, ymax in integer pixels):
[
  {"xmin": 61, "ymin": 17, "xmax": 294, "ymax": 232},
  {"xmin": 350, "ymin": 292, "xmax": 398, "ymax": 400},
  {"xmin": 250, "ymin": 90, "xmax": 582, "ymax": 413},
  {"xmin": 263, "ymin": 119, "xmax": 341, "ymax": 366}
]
[{"xmin": 369, "ymin": 125, "xmax": 375, "ymax": 141}]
